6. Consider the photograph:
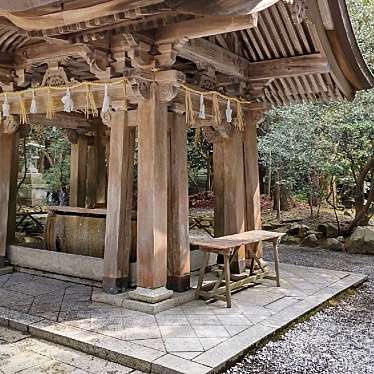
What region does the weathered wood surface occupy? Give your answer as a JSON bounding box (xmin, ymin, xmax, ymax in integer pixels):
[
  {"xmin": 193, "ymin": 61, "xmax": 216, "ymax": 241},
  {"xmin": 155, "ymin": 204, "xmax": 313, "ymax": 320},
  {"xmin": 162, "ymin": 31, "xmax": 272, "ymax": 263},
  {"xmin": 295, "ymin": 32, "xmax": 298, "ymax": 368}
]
[
  {"xmin": 86, "ymin": 143, "xmax": 98, "ymax": 208},
  {"xmin": 48, "ymin": 206, "xmax": 107, "ymax": 216},
  {"xmin": 95, "ymin": 122, "xmax": 108, "ymax": 206},
  {"xmin": 213, "ymin": 130, "xmax": 246, "ymax": 273},
  {"xmin": 194, "ymin": 229, "xmax": 282, "ymax": 307},
  {"xmin": 0, "ymin": 0, "xmax": 164, "ymax": 30},
  {"xmin": 167, "ymin": 112, "xmax": 190, "ymax": 292},
  {"xmin": 28, "ymin": 113, "xmax": 93, "ymax": 130},
  {"xmin": 155, "ymin": 14, "xmax": 258, "ymax": 44},
  {"xmin": 178, "ymin": 38, "xmax": 330, "ymax": 80},
  {"xmin": 103, "ymin": 111, "xmax": 135, "ymax": 293},
  {"xmin": 243, "ymin": 115, "xmax": 263, "ymax": 257},
  {"xmin": 45, "ymin": 214, "xmax": 106, "ymax": 258},
  {"xmin": 167, "ymin": 0, "xmax": 279, "ymax": 16},
  {"xmin": 190, "ymin": 230, "xmax": 284, "ymax": 249},
  {"xmin": 0, "ymin": 132, "xmax": 19, "ymax": 261},
  {"xmin": 0, "ymin": 0, "xmax": 370, "ymax": 106},
  {"xmin": 137, "ymin": 83, "xmax": 168, "ymax": 289},
  {"xmin": 69, "ymin": 135, "xmax": 88, "ymax": 208}
]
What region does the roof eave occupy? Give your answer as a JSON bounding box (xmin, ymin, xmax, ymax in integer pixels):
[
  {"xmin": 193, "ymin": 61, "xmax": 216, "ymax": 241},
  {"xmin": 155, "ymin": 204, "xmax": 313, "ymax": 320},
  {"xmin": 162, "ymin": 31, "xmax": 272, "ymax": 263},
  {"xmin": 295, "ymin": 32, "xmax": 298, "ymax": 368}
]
[{"xmin": 327, "ymin": 0, "xmax": 374, "ymax": 91}]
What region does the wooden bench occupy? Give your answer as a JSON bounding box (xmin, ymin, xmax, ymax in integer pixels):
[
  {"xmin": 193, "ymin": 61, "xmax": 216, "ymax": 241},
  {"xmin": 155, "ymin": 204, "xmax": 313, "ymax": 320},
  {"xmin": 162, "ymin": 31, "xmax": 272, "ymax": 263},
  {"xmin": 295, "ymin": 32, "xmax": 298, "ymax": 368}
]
[{"xmin": 191, "ymin": 230, "xmax": 285, "ymax": 308}]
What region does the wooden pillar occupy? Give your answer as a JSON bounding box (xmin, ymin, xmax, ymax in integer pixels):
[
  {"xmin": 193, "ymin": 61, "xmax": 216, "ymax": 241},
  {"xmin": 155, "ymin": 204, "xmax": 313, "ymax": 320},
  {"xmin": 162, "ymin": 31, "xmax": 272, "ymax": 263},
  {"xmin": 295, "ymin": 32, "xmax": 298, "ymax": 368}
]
[
  {"xmin": 86, "ymin": 141, "xmax": 97, "ymax": 208},
  {"xmin": 214, "ymin": 131, "xmax": 246, "ymax": 274},
  {"xmin": 0, "ymin": 131, "xmax": 19, "ymax": 266},
  {"xmin": 69, "ymin": 135, "xmax": 88, "ymax": 207},
  {"xmin": 86, "ymin": 125, "xmax": 107, "ymax": 208},
  {"xmin": 96, "ymin": 130, "xmax": 108, "ymax": 206},
  {"xmin": 167, "ymin": 112, "xmax": 190, "ymax": 292},
  {"xmin": 129, "ymin": 82, "xmax": 173, "ymax": 303},
  {"xmin": 103, "ymin": 111, "xmax": 135, "ymax": 294},
  {"xmin": 243, "ymin": 113, "xmax": 263, "ymax": 258}
]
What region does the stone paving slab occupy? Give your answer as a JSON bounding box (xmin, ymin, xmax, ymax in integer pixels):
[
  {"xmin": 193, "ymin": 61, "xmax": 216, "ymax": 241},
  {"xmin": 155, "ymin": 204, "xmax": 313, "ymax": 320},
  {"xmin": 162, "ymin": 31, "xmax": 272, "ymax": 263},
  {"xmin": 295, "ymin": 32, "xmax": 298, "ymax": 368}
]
[
  {"xmin": 0, "ymin": 325, "xmax": 142, "ymax": 373},
  {"xmin": 0, "ymin": 264, "xmax": 367, "ymax": 374}
]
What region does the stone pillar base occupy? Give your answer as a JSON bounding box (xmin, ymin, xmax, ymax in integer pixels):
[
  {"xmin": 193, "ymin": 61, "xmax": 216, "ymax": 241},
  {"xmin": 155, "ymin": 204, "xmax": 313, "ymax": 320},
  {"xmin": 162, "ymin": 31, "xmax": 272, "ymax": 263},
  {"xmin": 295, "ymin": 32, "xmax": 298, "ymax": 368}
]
[
  {"xmin": 0, "ymin": 256, "xmax": 7, "ymax": 268},
  {"xmin": 103, "ymin": 277, "xmax": 128, "ymax": 295},
  {"xmin": 128, "ymin": 287, "xmax": 173, "ymax": 304}
]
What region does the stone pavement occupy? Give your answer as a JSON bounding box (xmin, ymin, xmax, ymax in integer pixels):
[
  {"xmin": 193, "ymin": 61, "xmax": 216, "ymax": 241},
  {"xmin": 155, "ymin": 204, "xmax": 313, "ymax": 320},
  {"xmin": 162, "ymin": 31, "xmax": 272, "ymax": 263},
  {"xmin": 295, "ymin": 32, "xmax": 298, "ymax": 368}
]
[
  {"xmin": 0, "ymin": 264, "xmax": 367, "ymax": 373},
  {"xmin": 0, "ymin": 325, "xmax": 143, "ymax": 373}
]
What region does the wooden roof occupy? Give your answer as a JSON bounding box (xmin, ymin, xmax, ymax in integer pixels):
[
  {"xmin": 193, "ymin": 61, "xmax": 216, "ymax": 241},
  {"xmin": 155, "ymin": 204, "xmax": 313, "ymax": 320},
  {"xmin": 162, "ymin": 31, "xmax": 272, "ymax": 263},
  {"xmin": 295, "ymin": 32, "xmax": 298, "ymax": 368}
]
[{"xmin": 0, "ymin": 0, "xmax": 372, "ymax": 106}]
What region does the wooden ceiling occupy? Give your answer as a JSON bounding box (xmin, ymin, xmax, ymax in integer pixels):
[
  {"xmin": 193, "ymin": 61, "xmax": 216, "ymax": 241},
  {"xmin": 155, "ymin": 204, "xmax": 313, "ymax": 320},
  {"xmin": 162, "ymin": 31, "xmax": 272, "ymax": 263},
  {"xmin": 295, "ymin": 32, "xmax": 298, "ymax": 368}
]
[{"xmin": 0, "ymin": 0, "xmax": 372, "ymax": 106}]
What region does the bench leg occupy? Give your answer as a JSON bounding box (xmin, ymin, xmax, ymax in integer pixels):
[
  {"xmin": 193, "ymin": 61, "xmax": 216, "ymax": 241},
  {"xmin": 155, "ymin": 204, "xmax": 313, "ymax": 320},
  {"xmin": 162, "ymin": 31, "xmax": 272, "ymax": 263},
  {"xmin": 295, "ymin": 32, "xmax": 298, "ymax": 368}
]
[
  {"xmin": 249, "ymin": 258, "xmax": 255, "ymax": 275},
  {"xmin": 272, "ymin": 238, "xmax": 281, "ymax": 287},
  {"xmin": 223, "ymin": 254, "xmax": 232, "ymax": 308},
  {"xmin": 196, "ymin": 251, "xmax": 210, "ymax": 300}
]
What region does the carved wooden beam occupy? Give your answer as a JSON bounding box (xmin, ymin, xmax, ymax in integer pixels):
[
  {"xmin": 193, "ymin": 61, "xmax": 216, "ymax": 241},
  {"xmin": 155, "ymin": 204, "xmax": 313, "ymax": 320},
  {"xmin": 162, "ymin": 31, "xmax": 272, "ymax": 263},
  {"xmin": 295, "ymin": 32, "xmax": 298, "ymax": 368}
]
[
  {"xmin": 248, "ymin": 54, "xmax": 330, "ymax": 80},
  {"xmin": 15, "ymin": 42, "xmax": 110, "ymax": 79},
  {"xmin": 155, "ymin": 14, "xmax": 258, "ymax": 44},
  {"xmin": 27, "ymin": 113, "xmax": 94, "ymax": 130},
  {"xmin": 0, "ymin": 0, "xmax": 165, "ymax": 31},
  {"xmin": 177, "ymin": 38, "xmax": 331, "ymax": 80},
  {"xmin": 177, "ymin": 38, "xmax": 248, "ymax": 77},
  {"xmin": 27, "ymin": 3, "xmax": 171, "ymax": 38},
  {"xmin": 166, "ymin": 0, "xmax": 279, "ymax": 16},
  {"xmin": 0, "ymin": 1, "xmax": 61, "ymax": 11}
]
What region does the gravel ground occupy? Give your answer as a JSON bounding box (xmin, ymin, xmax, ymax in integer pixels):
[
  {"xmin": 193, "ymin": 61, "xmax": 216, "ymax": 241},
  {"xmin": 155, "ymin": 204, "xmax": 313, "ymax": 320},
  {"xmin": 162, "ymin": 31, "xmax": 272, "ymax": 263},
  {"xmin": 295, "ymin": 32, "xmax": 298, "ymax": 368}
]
[{"xmin": 225, "ymin": 244, "xmax": 374, "ymax": 374}]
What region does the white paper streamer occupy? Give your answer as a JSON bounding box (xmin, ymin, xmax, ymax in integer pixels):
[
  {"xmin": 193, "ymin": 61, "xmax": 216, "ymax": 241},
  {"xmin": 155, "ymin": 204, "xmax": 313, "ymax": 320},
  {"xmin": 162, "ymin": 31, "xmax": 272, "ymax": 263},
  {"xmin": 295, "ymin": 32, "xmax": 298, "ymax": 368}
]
[
  {"xmin": 61, "ymin": 88, "xmax": 74, "ymax": 112},
  {"xmin": 225, "ymin": 99, "xmax": 233, "ymax": 123},
  {"xmin": 198, "ymin": 94, "xmax": 205, "ymax": 119},
  {"xmin": 102, "ymin": 84, "xmax": 110, "ymax": 114},
  {"xmin": 2, "ymin": 94, "xmax": 10, "ymax": 117},
  {"xmin": 30, "ymin": 90, "xmax": 37, "ymax": 114}
]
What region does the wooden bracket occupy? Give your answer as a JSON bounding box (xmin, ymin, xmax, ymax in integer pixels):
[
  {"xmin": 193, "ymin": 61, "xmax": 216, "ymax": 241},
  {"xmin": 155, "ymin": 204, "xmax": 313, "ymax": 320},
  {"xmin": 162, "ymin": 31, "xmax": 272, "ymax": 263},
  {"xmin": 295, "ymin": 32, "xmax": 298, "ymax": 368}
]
[
  {"xmin": 155, "ymin": 43, "xmax": 177, "ymax": 68},
  {"xmin": 41, "ymin": 63, "xmax": 70, "ymax": 86},
  {"xmin": 283, "ymin": 0, "xmax": 309, "ymax": 24},
  {"xmin": 1, "ymin": 115, "xmax": 19, "ymax": 135},
  {"xmin": 247, "ymin": 109, "xmax": 265, "ymax": 127},
  {"xmin": 63, "ymin": 129, "xmax": 79, "ymax": 144},
  {"xmin": 248, "ymin": 79, "xmax": 271, "ymax": 100},
  {"xmin": 127, "ymin": 41, "xmax": 155, "ymax": 70},
  {"xmin": 195, "ymin": 62, "xmax": 217, "ymax": 90},
  {"xmin": 155, "ymin": 70, "xmax": 186, "ymax": 102}
]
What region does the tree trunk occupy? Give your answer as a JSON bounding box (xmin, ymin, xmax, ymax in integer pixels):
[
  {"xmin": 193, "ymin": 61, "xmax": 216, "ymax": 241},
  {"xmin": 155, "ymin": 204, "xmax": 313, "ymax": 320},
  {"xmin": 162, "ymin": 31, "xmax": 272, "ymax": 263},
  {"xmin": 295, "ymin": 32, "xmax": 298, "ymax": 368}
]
[
  {"xmin": 346, "ymin": 157, "xmax": 374, "ymax": 233},
  {"xmin": 280, "ymin": 187, "xmax": 290, "ymax": 211},
  {"xmin": 275, "ymin": 166, "xmax": 281, "ymax": 221},
  {"xmin": 267, "ymin": 152, "xmax": 272, "ymax": 197}
]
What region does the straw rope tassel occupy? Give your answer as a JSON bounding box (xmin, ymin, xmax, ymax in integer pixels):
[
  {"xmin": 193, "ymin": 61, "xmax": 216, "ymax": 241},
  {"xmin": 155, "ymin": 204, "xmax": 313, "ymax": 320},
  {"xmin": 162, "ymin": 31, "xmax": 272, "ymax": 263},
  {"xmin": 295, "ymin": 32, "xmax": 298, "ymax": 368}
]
[
  {"xmin": 85, "ymin": 84, "xmax": 98, "ymax": 118},
  {"xmin": 19, "ymin": 94, "xmax": 28, "ymax": 124},
  {"xmin": 194, "ymin": 128, "xmax": 202, "ymax": 144},
  {"xmin": 122, "ymin": 80, "xmax": 128, "ymax": 112},
  {"xmin": 46, "ymin": 88, "xmax": 55, "ymax": 120},
  {"xmin": 185, "ymin": 89, "xmax": 195, "ymax": 126},
  {"xmin": 212, "ymin": 93, "xmax": 222, "ymax": 126},
  {"xmin": 236, "ymin": 100, "xmax": 245, "ymax": 131}
]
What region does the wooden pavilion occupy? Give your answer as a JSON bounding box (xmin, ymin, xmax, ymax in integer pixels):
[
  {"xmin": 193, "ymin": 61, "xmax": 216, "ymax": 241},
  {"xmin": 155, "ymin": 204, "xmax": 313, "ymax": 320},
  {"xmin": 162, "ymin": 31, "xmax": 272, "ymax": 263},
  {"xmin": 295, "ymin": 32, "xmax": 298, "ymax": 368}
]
[{"xmin": 0, "ymin": 0, "xmax": 373, "ymax": 303}]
